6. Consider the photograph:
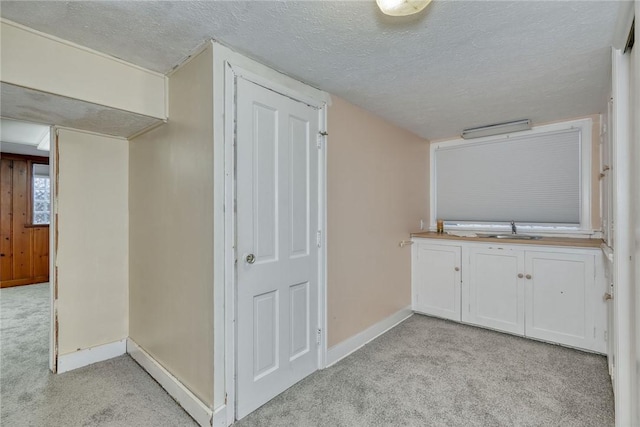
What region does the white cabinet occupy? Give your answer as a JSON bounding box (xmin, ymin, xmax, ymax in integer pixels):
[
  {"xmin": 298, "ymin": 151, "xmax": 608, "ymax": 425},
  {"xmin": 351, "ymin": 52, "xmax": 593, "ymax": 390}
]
[
  {"xmin": 463, "ymin": 247, "xmax": 525, "ymax": 335},
  {"xmin": 411, "ymin": 242, "xmax": 461, "ymax": 321},
  {"xmin": 524, "ymin": 251, "xmax": 596, "ymax": 350},
  {"xmin": 412, "ymin": 238, "xmax": 607, "ymax": 353}
]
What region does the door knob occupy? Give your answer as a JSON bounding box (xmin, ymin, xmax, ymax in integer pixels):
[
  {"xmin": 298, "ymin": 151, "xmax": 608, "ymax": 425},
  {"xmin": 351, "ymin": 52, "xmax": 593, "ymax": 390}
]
[
  {"xmin": 454, "ymin": 267, "xmax": 460, "ymax": 271},
  {"xmin": 525, "ymin": 274, "xmax": 532, "ymax": 280},
  {"xmin": 517, "ymin": 273, "xmax": 524, "ymax": 278},
  {"xmin": 604, "ymin": 292, "xmax": 613, "ymax": 301},
  {"xmin": 245, "ymin": 254, "xmax": 256, "ymax": 264}
]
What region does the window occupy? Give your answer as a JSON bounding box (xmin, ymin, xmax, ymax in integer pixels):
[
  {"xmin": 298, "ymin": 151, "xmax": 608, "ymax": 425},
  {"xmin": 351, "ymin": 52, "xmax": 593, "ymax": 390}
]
[
  {"xmin": 32, "ymin": 164, "xmax": 51, "ymax": 225},
  {"xmin": 430, "ymin": 118, "xmax": 592, "ymax": 233}
]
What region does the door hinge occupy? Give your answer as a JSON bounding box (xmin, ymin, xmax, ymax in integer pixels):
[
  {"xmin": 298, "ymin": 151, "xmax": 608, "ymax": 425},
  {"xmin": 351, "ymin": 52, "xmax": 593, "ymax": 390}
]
[
  {"xmin": 593, "ymin": 327, "xmax": 597, "ymax": 339},
  {"xmin": 316, "ymin": 328, "xmax": 322, "ymax": 345},
  {"xmin": 604, "ymin": 330, "xmax": 608, "ymax": 341},
  {"xmin": 316, "ymin": 230, "xmax": 322, "ymax": 248}
]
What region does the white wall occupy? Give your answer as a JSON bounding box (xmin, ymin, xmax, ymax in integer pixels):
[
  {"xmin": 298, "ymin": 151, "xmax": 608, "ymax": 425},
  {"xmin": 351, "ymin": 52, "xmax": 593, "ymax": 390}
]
[
  {"xmin": 610, "ymin": 3, "xmax": 639, "ymax": 422},
  {"xmin": 631, "ymin": 3, "xmax": 640, "ymax": 421},
  {"xmin": 56, "ymin": 128, "xmax": 129, "ymax": 355}
]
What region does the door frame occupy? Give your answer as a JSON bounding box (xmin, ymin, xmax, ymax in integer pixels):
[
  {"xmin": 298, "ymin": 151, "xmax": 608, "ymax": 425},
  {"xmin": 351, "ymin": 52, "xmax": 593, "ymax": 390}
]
[
  {"xmin": 611, "ymin": 44, "xmax": 634, "ymax": 427},
  {"xmin": 213, "ymin": 42, "xmax": 330, "ymax": 426},
  {"xmin": 50, "ymin": 129, "xmax": 58, "ymax": 373}
]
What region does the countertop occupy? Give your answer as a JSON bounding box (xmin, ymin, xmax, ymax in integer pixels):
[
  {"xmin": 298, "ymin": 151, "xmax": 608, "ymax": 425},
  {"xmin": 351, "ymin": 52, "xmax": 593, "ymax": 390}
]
[{"xmin": 410, "ymin": 231, "xmax": 603, "ymax": 248}]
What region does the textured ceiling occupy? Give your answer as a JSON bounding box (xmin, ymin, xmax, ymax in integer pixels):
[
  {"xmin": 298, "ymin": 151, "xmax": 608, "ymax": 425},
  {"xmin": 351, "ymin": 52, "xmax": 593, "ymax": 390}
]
[
  {"xmin": 1, "ymin": 83, "xmax": 164, "ymax": 138},
  {"xmin": 0, "ymin": 1, "xmax": 623, "ymax": 140}
]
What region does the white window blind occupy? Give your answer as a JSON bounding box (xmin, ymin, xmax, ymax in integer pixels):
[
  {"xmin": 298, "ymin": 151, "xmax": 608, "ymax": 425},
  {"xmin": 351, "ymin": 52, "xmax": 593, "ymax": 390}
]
[{"xmin": 434, "ymin": 128, "xmax": 581, "ymax": 225}]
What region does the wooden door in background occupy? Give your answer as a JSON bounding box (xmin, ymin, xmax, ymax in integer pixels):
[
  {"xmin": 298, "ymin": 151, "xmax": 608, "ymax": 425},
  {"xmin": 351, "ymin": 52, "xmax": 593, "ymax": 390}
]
[{"xmin": 0, "ymin": 155, "xmax": 50, "ymax": 288}]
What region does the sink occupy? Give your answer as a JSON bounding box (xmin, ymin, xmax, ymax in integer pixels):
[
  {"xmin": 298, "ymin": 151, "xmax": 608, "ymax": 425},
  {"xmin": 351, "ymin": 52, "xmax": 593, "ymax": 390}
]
[{"xmin": 481, "ymin": 234, "xmax": 542, "ymax": 240}]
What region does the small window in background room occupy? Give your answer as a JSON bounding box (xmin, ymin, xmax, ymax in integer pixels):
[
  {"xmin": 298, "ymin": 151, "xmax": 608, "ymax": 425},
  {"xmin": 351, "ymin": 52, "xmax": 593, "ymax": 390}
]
[{"xmin": 32, "ymin": 163, "xmax": 51, "ymax": 225}]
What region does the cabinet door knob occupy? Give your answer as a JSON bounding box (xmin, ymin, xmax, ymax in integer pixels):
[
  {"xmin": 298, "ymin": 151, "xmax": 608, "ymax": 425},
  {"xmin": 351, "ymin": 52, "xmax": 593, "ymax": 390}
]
[
  {"xmin": 454, "ymin": 267, "xmax": 460, "ymax": 271},
  {"xmin": 517, "ymin": 273, "xmax": 524, "ymax": 278},
  {"xmin": 525, "ymin": 274, "xmax": 532, "ymax": 280}
]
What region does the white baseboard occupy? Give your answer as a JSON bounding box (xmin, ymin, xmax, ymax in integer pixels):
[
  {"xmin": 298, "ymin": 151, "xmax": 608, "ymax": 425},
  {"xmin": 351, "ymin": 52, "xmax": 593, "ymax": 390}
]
[
  {"xmin": 326, "ymin": 306, "xmax": 413, "ymax": 367},
  {"xmin": 127, "ymin": 338, "xmax": 213, "ymax": 427},
  {"xmin": 212, "ymin": 404, "xmax": 227, "ymax": 427},
  {"xmin": 57, "ymin": 338, "xmax": 126, "ymax": 373}
]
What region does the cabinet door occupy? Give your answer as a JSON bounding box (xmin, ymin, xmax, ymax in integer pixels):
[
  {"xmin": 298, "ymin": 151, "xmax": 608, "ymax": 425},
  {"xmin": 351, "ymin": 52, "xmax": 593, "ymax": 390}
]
[
  {"xmin": 524, "ymin": 251, "xmax": 595, "ymax": 350},
  {"xmin": 412, "ymin": 243, "xmax": 461, "ymax": 321},
  {"xmin": 464, "ymin": 247, "xmax": 525, "ymax": 335},
  {"xmin": 604, "ymin": 259, "xmax": 614, "ymax": 372}
]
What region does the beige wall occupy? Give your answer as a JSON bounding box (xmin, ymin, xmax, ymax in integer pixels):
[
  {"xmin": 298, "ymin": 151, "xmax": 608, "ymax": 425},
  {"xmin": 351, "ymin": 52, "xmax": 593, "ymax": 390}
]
[
  {"xmin": 56, "ymin": 128, "xmax": 129, "ymax": 354},
  {"xmin": 129, "ymin": 46, "xmax": 214, "ymax": 406},
  {"xmin": 0, "ymin": 19, "xmax": 166, "ymax": 119},
  {"xmin": 327, "ymin": 96, "xmax": 429, "ymax": 347}
]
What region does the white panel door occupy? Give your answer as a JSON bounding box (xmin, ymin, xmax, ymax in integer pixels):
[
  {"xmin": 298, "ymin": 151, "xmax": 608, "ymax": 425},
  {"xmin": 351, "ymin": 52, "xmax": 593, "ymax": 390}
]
[
  {"xmin": 412, "ymin": 243, "xmax": 461, "ymax": 321},
  {"xmin": 525, "ymin": 251, "xmax": 595, "ymax": 350},
  {"xmin": 236, "ymin": 77, "xmax": 319, "ymax": 419},
  {"xmin": 464, "ymin": 247, "xmax": 525, "ymax": 335}
]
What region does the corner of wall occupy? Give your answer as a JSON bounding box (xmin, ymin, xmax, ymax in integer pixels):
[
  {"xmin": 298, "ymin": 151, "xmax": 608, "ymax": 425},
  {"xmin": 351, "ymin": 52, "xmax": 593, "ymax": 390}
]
[
  {"xmin": 128, "ymin": 42, "xmax": 215, "ymax": 407},
  {"xmin": 326, "ymin": 96, "xmax": 429, "ymax": 348}
]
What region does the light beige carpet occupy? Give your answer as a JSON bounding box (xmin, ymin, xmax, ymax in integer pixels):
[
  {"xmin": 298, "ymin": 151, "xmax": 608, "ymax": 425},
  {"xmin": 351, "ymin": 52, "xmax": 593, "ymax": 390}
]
[
  {"xmin": 0, "ymin": 283, "xmax": 197, "ymax": 427},
  {"xmin": 1, "ymin": 283, "xmax": 614, "ymax": 426},
  {"xmin": 237, "ymin": 314, "xmax": 614, "ymax": 427}
]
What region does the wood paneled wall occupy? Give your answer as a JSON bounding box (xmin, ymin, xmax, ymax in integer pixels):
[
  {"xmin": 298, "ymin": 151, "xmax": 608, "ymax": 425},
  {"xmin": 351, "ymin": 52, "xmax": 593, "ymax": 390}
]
[{"xmin": 0, "ymin": 154, "xmax": 50, "ymax": 288}]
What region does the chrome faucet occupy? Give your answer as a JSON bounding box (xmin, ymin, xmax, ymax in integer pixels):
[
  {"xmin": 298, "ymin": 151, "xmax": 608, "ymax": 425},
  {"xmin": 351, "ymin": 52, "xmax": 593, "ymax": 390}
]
[{"xmin": 511, "ymin": 220, "xmax": 517, "ymax": 235}]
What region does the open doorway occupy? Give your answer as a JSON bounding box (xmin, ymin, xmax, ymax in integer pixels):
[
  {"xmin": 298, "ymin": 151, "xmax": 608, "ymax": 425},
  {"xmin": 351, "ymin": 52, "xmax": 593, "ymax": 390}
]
[{"xmin": 0, "ymin": 118, "xmax": 53, "ymax": 390}]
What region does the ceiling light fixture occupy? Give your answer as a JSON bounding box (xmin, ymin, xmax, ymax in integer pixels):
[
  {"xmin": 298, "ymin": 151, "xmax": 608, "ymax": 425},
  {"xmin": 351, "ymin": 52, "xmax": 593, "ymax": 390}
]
[
  {"xmin": 376, "ymin": 0, "xmax": 432, "ymax": 16},
  {"xmin": 461, "ymin": 119, "xmax": 532, "ymax": 139}
]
